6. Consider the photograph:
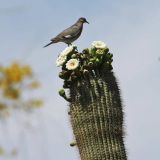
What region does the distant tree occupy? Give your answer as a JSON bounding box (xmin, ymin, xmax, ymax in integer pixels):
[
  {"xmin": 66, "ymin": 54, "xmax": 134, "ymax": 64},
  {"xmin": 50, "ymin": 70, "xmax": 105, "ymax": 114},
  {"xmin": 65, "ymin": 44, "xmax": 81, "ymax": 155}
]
[{"xmin": 0, "ymin": 62, "xmax": 43, "ymax": 117}]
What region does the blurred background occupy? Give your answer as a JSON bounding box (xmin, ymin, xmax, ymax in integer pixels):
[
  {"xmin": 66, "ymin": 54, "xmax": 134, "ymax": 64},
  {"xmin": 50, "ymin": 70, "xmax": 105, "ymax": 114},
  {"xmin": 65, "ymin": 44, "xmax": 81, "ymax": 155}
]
[{"xmin": 0, "ymin": 0, "xmax": 160, "ymax": 159}]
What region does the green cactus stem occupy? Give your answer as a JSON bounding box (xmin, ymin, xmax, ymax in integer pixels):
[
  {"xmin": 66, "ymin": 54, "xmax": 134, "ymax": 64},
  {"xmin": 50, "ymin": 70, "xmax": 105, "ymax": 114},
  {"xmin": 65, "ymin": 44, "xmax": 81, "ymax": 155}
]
[
  {"xmin": 57, "ymin": 42, "xmax": 127, "ymax": 160},
  {"xmin": 58, "ymin": 89, "xmax": 71, "ymax": 102},
  {"xmin": 69, "ymin": 68, "xmax": 127, "ymax": 160}
]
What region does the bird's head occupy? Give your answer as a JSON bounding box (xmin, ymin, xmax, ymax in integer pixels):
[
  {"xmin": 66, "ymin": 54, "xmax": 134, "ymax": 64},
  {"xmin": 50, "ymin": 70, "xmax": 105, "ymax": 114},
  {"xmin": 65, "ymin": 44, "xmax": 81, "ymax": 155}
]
[{"xmin": 78, "ymin": 17, "xmax": 89, "ymax": 24}]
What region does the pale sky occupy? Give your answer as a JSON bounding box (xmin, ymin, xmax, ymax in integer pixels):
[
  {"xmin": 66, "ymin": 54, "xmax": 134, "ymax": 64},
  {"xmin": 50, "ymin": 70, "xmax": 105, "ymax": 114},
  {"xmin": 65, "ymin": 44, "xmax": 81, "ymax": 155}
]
[{"xmin": 0, "ymin": 0, "xmax": 160, "ymax": 160}]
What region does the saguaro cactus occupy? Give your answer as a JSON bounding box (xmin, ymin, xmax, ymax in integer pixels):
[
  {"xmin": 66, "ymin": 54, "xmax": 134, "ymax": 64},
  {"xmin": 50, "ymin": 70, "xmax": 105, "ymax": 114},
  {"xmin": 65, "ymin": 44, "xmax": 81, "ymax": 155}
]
[{"xmin": 58, "ymin": 41, "xmax": 127, "ymax": 160}]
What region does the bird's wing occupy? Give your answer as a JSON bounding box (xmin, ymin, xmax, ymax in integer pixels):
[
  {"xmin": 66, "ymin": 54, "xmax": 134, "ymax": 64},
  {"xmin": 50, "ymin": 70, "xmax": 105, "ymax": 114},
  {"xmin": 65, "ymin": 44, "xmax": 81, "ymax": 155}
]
[
  {"xmin": 51, "ymin": 25, "xmax": 82, "ymax": 41},
  {"xmin": 62, "ymin": 25, "xmax": 82, "ymax": 37}
]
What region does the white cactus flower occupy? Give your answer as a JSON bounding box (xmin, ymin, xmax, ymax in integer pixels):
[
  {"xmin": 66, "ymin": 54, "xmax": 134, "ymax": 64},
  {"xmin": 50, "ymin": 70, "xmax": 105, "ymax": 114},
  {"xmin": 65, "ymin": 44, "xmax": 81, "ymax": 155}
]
[
  {"xmin": 91, "ymin": 41, "xmax": 107, "ymax": 49},
  {"xmin": 56, "ymin": 55, "xmax": 67, "ymax": 67},
  {"xmin": 60, "ymin": 45, "xmax": 75, "ymax": 56},
  {"xmin": 66, "ymin": 59, "xmax": 79, "ymax": 70}
]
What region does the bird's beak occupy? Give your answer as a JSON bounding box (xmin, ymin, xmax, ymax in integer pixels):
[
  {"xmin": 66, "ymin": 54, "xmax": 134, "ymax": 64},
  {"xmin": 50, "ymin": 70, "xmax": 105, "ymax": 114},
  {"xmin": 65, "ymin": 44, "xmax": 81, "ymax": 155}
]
[{"xmin": 85, "ymin": 20, "xmax": 89, "ymax": 24}]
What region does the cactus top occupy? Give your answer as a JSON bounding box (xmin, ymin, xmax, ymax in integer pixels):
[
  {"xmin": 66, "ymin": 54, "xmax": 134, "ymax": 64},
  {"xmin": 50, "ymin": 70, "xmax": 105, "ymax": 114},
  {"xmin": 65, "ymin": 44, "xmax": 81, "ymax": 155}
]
[{"xmin": 57, "ymin": 41, "xmax": 113, "ymax": 89}]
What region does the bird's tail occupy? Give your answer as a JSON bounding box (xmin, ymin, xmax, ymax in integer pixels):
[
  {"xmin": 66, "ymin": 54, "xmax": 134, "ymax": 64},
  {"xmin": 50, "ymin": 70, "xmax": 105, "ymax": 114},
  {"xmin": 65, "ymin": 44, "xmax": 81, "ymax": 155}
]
[
  {"xmin": 43, "ymin": 38, "xmax": 60, "ymax": 48},
  {"xmin": 43, "ymin": 41, "xmax": 54, "ymax": 48}
]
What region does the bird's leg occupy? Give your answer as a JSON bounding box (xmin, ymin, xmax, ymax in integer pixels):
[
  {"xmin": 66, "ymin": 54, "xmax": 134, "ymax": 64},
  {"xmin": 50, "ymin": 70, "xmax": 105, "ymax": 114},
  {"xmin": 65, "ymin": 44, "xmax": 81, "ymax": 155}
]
[
  {"xmin": 67, "ymin": 43, "xmax": 72, "ymax": 46},
  {"xmin": 75, "ymin": 46, "xmax": 78, "ymax": 51},
  {"xmin": 68, "ymin": 43, "xmax": 78, "ymax": 51}
]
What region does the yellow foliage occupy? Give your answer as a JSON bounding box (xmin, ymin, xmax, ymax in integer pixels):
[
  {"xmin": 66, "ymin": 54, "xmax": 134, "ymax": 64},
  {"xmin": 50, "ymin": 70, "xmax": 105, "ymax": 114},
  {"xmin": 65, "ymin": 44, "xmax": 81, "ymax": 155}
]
[
  {"xmin": 3, "ymin": 87, "xmax": 20, "ymax": 99},
  {"xmin": 28, "ymin": 80, "xmax": 40, "ymax": 89},
  {"xmin": 0, "ymin": 146, "xmax": 5, "ymax": 156},
  {"xmin": 0, "ymin": 66, "xmax": 4, "ymax": 72},
  {"xmin": 0, "ymin": 79, "xmax": 3, "ymax": 88},
  {"xmin": 21, "ymin": 64, "xmax": 32, "ymax": 76},
  {"xmin": 4, "ymin": 63, "xmax": 22, "ymax": 82},
  {"xmin": 0, "ymin": 79, "xmax": 9, "ymax": 89},
  {"xmin": 2, "ymin": 62, "xmax": 33, "ymax": 83},
  {"xmin": 28, "ymin": 99, "xmax": 43, "ymax": 108},
  {"xmin": 0, "ymin": 62, "xmax": 43, "ymax": 113},
  {"xmin": 0, "ymin": 103, "xmax": 6, "ymax": 110}
]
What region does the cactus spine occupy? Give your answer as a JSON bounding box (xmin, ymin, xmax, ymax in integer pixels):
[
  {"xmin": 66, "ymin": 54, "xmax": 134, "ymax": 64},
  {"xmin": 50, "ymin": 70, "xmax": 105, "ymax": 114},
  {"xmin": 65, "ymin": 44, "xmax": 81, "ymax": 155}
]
[
  {"xmin": 69, "ymin": 69, "xmax": 126, "ymax": 160},
  {"xmin": 58, "ymin": 42, "xmax": 127, "ymax": 160}
]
